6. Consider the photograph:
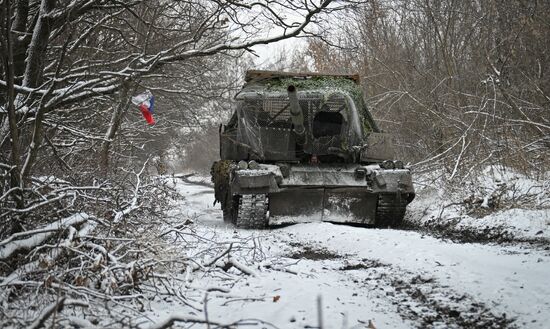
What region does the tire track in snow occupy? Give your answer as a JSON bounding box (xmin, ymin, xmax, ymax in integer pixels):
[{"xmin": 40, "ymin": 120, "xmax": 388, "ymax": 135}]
[
  {"xmin": 176, "ymin": 179, "xmax": 549, "ymax": 329},
  {"xmin": 280, "ymin": 241, "xmax": 514, "ymax": 329}
]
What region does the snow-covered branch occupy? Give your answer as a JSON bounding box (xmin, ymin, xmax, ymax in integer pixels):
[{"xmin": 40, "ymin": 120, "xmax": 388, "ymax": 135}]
[
  {"xmin": 1, "ymin": 0, "xmax": 336, "ymax": 113},
  {"xmin": 0, "ymin": 213, "xmax": 90, "ymax": 259}
]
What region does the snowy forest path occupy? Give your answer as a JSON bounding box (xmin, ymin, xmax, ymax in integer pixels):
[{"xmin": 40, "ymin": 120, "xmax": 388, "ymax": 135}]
[{"xmin": 166, "ymin": 178, "xmax": 550, "ymax": 329}]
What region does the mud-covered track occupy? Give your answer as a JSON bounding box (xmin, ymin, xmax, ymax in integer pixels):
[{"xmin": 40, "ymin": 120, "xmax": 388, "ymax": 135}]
[{"xmin": 236, "ymin": 194, "xmax": 268, "ymax": 229}]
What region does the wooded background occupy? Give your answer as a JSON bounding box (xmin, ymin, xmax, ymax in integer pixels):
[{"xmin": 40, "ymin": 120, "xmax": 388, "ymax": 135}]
[
  {"xmin": 1, "ymin": 0, "xmax": 549, "ymax": 234},
  {"xmin": 0, "ymin": 1, "xmax": 548, "ymax": 327},
  {"xmin": 0, "ymin": 0, "xmax": 336, "ymax": 234},
  {"xmin": 302, "ymin": 0, "xmax": 549, "ymax": 180}
]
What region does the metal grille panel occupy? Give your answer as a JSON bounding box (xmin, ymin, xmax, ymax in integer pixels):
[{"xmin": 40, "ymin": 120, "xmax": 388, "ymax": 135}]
[{"xmin": 239, "ymin": 93, "xmax": 349, "ymax": 156}]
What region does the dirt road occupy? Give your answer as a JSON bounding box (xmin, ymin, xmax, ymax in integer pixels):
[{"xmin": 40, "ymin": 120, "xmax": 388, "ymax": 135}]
[{"xmin": 153, "ymin": 180, "xmax": 550, "ymax": 329}]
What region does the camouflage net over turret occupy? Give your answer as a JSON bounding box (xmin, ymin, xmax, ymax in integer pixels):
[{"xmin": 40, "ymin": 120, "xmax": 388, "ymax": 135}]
[
  {"xmin": 234, "ymin": 76, "xmax": 372, "ymax": 159},
  {"xmin": 246, "ymin": 75, "xmax": 379, "ymax": 133}
]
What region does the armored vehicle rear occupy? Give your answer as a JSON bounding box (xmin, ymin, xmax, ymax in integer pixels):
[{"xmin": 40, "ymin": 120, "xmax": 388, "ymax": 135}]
[{"xmin": 211, "ymin": 70, "xmax": 414, "ymax": 228}]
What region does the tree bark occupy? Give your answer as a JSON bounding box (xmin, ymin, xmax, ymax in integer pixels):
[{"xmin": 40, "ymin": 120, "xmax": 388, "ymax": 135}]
[
  {"xmin": 100, "ymin": 81, "xmax": 133, "ymax": 173},
  {"xmin": 4, "ymin": 0, "xmax": 25, "ymax": 231},
  {"xmin": 22, "ymin": 0, "xmax": 55, "ymax": 89},
  {"xmin": 11, "ymin": 0, "xmax": 30, "ymax": 80}
]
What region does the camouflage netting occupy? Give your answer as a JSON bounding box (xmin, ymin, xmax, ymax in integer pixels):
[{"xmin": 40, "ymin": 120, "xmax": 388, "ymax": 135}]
[
  {"xmin": 227, "ymin": 75, "xmax": 382, "ymax": 159},
  {"xmin": 235, "ymin": 89, "xmax": 364, "ymax": 159},
  {"xmin": 263, "ymin": 76, "xmax": 378, "ymax": 132}
]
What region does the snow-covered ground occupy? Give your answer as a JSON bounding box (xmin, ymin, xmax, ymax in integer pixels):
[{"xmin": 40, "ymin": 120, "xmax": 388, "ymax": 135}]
[
  {"xmin": 146, "ymin": 177, "xmax": 550, "ymax": 329},
  {"xmin": 406, "ymin": 167, "xmax": 550, "ymax": 243}
]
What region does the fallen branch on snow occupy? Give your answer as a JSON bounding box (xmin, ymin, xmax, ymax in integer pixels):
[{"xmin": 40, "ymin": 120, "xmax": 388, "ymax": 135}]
[
  {"xmin": 0, "ymin": 213, "xmax": 90, "ymax": 259},
  {"xmin": 147, "ymin": 314, "xmax": 222, "ymax": 329},
  {"xmin": 28, "ymin": 297, "xmax": 89, "ymax": 329}
]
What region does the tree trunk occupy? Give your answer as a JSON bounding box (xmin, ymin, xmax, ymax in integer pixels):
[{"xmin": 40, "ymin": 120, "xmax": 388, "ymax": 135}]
[
  {"xmin": 11, "ymin": 0, "xmax": 30, "ymax": 81},
  {"xmin": 3, "ymin": 0, "xmax": 25, "ymax": 232},
  {"xmin": 100, "ymin": 81, "xmax": 133, "ymax": 173},
  {"xmin": 22, "ymin": 0, "xmax": 55, "ymax": 89}
]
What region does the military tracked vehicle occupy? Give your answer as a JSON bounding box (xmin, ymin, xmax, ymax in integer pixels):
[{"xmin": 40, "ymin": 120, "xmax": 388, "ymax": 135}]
[{"xmin": 211, "ymin": 70, "xmax": 414, "ymax": 228}]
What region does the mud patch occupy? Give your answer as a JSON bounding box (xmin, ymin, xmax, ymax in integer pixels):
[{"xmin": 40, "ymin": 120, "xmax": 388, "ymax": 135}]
[
  {"xmin": 402, "ymin": 217, "xmax": 550, "ymax": 250},
  {"xmin": 389, "ymin": 275, "xmax": 514, "ymax": 329},
  {"xmin": 403, "ymin": 194, "xmax": 550, "ymax": 248},
  {"xmin": 358, "ymin": 267, "xmax": 516, "ymax": 329},
  {"xmin": 286, "ymin": 245, "xmax": 341, "ymax": 260},
  {"xmin": 340, "ymin": 258, "xmax": 387, "ymax": 270}
]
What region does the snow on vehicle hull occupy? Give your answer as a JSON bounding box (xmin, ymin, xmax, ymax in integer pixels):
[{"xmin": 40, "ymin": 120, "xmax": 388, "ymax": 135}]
[
  {"xmin": 212, "ymin": 162, "xmax": 414, "ymax": 228},
  {"xmin": 268, "ymin": 187, "xmax": 378, "ymax": 225}
]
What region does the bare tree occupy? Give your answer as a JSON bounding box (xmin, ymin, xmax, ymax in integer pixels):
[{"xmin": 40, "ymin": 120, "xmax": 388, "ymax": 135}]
[
  {"xmin": 303, "ymin": 0, "xmax": 550, "ymax": 182},
  {"xmin": 0, "ymin": 0, "xmax": 339, "ymax": 228},
  {"xmin": 0, "ymin": 1, "xmax": 343, "ymax": 326}
]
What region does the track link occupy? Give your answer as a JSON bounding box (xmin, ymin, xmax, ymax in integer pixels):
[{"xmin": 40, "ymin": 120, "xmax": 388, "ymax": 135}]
[
  {"xmin": 236, "ymin": 194, "xmax": 268, "ymax": 229},
  {"xmin": 375, "ymin": 193, "xmax": 409, "ymax": 227}
]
